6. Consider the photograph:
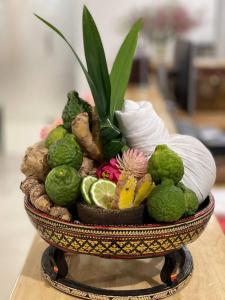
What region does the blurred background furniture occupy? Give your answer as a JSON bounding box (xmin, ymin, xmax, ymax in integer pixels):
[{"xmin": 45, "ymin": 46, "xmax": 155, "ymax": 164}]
[
  {"xmin": 172, "ymin": 39, "xmax": 196, "ymax": 114},
  {"xmin": 195, "ymin": 58, "xmax": 225, "ymax": 110}
]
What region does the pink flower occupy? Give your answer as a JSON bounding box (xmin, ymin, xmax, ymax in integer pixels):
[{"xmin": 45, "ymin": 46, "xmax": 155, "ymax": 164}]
[
  {"xmin": 80, "ymin": 91, "xmax": 95, "ymax": 107},
  {"xmin": 96, "ymin": 158, "xmax": 121, "ymax": 183},
  {"xmin": 40, "ymin": 118, "xmax": 63, "ymax": 140}
]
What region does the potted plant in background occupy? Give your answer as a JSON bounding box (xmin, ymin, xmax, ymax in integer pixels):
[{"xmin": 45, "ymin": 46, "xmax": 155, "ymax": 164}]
[{"xmin": 125, "ymin": 2, "xmax": 200, "ymax": 63}]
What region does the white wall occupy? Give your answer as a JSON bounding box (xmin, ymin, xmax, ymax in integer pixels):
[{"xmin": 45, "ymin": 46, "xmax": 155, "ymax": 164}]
[
  {"xmin": 0, "ymin": 0, "xmax": 77, "ymax": 154},
  {"xmin": 179, "ymin": 0, "xmax": 216, "ymax": 43},
  {"xmin": 215, "ymin": 0, "xmax": 225, "ymax": 57},
  {"xmin": 0, "ymin": 0, "xmax": 77, "ymax": 121}
]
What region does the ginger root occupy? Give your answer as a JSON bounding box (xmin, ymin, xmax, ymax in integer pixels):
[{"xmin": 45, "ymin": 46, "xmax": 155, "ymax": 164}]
[
  {"xmin": 79, "ymin": 156, "xmax": 94, "ymax": 177},
  {"xmin": 20, "ymin": 177, "xmax": 70, "ymax": 219},
  {"xmin": 20, "ymin": 176, "xmax": 39, "ymax": 195},
  {"xmin": 32, "ymin": 194, "xmax": 52, "ymax": 213},
  {"xmin": 20, "ymin": 177, "xmax": 72, "ymax": 219},
  {"xmin": 30, "ymin": 183, "xmax": 45, "ymax": 202},
  {"xmin": 20, "ymin": 176, "xmax": 52, "ymax": 213},
  {"xmin": 71, "ymin": 112, "xmax": 102, "ymax": 161},
  {"xmin": 21, "ymin": 142, "xmax": 49, "ymax": 180},
  {"xmin": 49, "ymin": 206, "xmax": 72, "ymax": 222},
  {"xmin": 91, "ymin": 107, "xmax": 101, "ymax": 149}
]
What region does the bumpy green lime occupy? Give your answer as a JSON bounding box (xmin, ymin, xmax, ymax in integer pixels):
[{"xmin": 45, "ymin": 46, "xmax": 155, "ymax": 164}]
[
  {"xmin": 177, "ymin": 182, "xmax": 199, "ymax": 216},
  {"xmin": 148, "ymin": 144, "xmax": 184, "ymax": 185},
  {"xmin": 45, "ymin": 126, "xmax": 67, "ymax": 149},
  {"xmin": 147, "ymin": 179, "xmax": 185, "ymax": 222},
  {"xmin": 48, "ymin": 134, "xmax": 83, "ymax": 170},
  {"xmin": 45, "ymin": 165, "xmax": 81, "ymax": 206},
  {"xmin": 62, "ymin": 90, "xmax": 91, "ymax": 130}
]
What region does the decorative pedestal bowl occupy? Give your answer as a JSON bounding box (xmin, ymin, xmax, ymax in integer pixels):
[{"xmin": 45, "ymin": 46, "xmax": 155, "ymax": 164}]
[{"xmin": 24, "ymin": 194, "xmax": 214, "ymax": 299}]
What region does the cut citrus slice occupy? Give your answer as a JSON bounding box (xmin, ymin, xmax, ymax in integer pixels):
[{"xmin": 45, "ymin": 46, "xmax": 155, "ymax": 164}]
[
  {"xmin": 81, "ymin": 176, "xmax": 98, "ymax": 204},
  {"xmin": 90, "ymin": 179, "xmax": 116, "ymax": 209}
]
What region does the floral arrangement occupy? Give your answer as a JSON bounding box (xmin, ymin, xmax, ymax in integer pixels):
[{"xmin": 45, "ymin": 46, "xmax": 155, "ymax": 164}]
[
  {"xmin": 126, "ymin": 3, "xmax": 199, "ymax": 45},
  {"xmin": 124, "ymin": 2, "xmax": 200, "ymax": 60},
  {"xmin": 20, "ymin": 6, "xmax": 215, "ymax": 225}
]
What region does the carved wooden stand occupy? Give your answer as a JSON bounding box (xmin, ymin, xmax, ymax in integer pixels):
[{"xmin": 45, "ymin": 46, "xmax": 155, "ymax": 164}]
[{"xmin": 41, "ymin": 246, "xmax": 193, "ymax": 300}]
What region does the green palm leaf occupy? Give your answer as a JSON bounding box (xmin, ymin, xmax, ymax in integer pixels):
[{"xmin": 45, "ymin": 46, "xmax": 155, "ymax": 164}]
[
  {"xmin": 110, "ymin": 20, "xmax": 142, "ymax": 120},
  {"xmin": 82, "ymin": 6, "xmax": 111, "ymax": 121}
]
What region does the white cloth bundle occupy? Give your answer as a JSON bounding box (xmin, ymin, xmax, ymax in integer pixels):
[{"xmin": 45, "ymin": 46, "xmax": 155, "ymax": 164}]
[
  {"xmin": 115, "ymin": 100, "xmax": 216, "ymax": 203},
  {"xmin": 168, "ymin": 134, "xmax": 216, "ymax": 202},
  {"xmin": 116, "ymin": 100, "xmax": 170, "ymax": 155}
]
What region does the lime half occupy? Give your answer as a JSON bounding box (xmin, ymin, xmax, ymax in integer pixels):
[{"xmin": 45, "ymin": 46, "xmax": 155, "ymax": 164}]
[
  {"xmin": 81, "ymin": 176, "xmax": 98, "ymax": 204},
  {"xmin": 90, "ymin": 179, "xmax": 116, "ymax": 209}
]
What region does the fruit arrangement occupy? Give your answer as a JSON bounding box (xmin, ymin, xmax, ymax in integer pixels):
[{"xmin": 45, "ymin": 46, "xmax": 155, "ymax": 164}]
[{"xmin": 20, "ymin": 7, "xmax": 216, "ymax": 225}]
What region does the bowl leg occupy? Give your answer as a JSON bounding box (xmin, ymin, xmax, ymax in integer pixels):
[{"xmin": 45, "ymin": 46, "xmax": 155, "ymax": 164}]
[
  {"xmin": 41, "ymin": 246, "xmax": 68, "ymax": 280},
  {"xmin": 41, "ymin": 246, "xmax": 193, "ymax": 299},
  {"xmin": 160, "ymin": 247, "xmax": 193, "ymax": 285}
]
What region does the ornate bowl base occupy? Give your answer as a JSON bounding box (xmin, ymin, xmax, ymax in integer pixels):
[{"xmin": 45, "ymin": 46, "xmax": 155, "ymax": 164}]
[{"xmin": 41, "ymin": 246, "xmax": 193, "ymax": 299}]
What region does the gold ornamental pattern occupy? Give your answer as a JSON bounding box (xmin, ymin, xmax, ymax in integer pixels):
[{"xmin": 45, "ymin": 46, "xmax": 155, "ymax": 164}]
[
  {"xmin": 42, "ymin": 270, "xmax": 192, "ymax": 300},
  {"xmin": 25, "ymin": 196, "xmax": 214, "ymax": 258}
]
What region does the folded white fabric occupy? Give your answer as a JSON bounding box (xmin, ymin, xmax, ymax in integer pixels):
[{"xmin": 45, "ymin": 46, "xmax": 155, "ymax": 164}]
[
  {"xmin": 168, "ymin": 134, "xmax": 216, "ymax": 202},
  {"xmin": 116, "ymin": 100, "xmax": 170, "ymax": 155},
  {"xmin": 115, "ymin": 100, "xmax": 216, "ymax": 203}
]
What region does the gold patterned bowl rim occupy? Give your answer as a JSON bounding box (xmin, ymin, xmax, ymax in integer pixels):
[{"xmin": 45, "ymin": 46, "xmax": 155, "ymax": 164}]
[{"xmin": 24, "ymin": 193, "xmax": 214, "ymax": 231}]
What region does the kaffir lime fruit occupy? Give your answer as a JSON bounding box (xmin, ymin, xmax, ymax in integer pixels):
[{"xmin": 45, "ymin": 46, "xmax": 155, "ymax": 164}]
[
  {"xmin": 177, "ymin": 182, "xmax": 199, "ymax": 216},
  {"xmin": 147, "ymin": 179, "xmax": 185, "ymax": 222},
  {"xmin": 48, "ymin": 134, "xmax": 83, "ymax": 169},
  {"xmin": 148, "ymin": 144, "xmax": 184, "ymax": 184},
  {"xmin": 45, "ymin": 165, "xmax": 81, "ymax": 206},
  {"xmin": 45, "ymin": 125, "xmax": 67, "ymax": 149}
]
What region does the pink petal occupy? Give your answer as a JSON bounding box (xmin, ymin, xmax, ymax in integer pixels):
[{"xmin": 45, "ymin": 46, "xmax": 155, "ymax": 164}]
[
  {"xmin": 96, "ymin": 167, "xmax": 103, "ymax": 178},
  {"xmin": 80, "ymin": 91, "xmax": 95, "ymax": 107},
  {"xmin": 109, "ymin": 158, "xmax": 118, "ymax": 168},
  {"xmin": 40, "ymin": 127, "xmax": 49, "ymax": 140},
  {"xmin": 39, "ymin": 118, "xmax": 64, "ymax": 140}
]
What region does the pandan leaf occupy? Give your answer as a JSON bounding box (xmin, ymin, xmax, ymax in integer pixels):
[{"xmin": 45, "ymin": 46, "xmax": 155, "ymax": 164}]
[
  {"xmin": 103, "ymin": 139, "xmax": 125, "ymax": 161},
  {"xmin": 82, "ymin": 6, "xmax": 111, "ymax": 121},
  {"xmin": 100, "ymin": 118, "xmax": 121, "ymax": 145},
  {"xmin": 110, "ymin": 20, "xmax": 142, "ymax": 120},
  {"xmin": 34, "ymin": 14, "xmax": 98, "ymax": 104}
]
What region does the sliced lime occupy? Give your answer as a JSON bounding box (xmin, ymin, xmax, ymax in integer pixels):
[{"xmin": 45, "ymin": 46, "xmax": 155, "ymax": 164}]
[
  {"xmin": 90, "ymin": 179, "xmax": 116, "ymax": 209},
  {"xmin": 81, "ymin": 176, "xmax": 98, "ymax": 204}
]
